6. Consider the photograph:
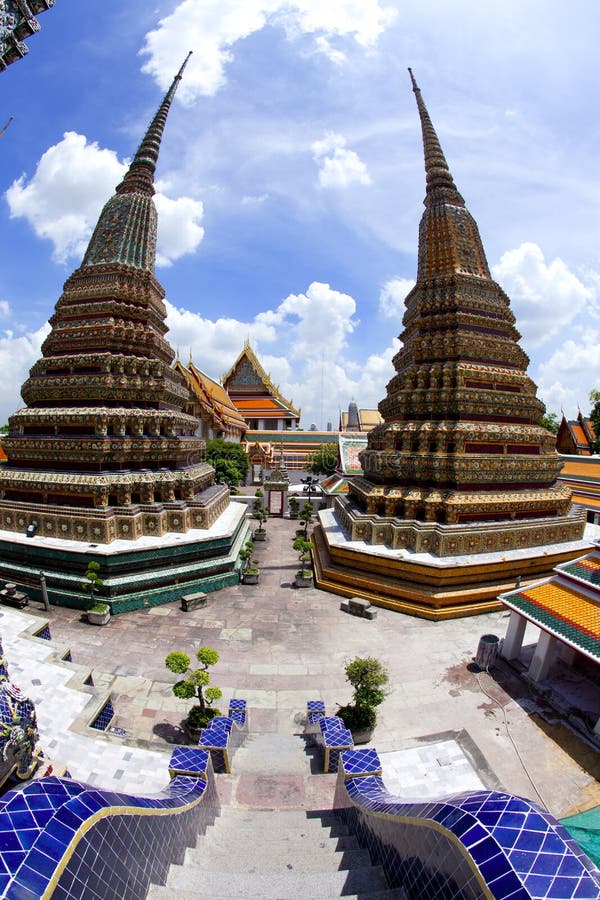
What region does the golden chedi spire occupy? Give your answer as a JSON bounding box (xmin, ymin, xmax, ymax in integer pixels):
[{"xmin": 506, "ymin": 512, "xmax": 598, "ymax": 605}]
[
  {"xmin": 350, "ymin": 71, "xmax": 577, "ymax": 536},
  {"xmin": 0, "ymin": 55, "xmax": 227, "ymax": 544}
]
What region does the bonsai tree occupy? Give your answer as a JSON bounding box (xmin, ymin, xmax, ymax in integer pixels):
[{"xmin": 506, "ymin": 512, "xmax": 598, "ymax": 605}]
[
  {"xmin": 299, "ymin": 501, "xmax": 314, "ymax": 539},
  {"xmin": 252, "ymin": 490, "xmax": 269, "ymax": 535},
  {"xmin": 206, "ymin": 439, "xmax": 249, "ymax": 490},
  {"xmin": 239, "ymin": 538, "xmax": 255, "ymax": 573},
  {"xmin": 82, "ymin": 560, "xmax": 106, "ymax": 611},
  {"xmin": 336, "ymin": 656, "xmax": 389, "ymax": 734},
  {"xmin": 293, "ymin": 536, "xmax": 312, "ymax": 579},
  {"xmin": 288, "ymin": 496, "xmax": 300, "ymax": 519},
  {"xmin": 165, "ymin": 646, "xmax": 223, "ymax": 731}
]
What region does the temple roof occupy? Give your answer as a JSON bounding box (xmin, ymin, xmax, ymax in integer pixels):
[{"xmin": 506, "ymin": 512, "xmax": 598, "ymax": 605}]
[
  {"xmin": 176, "ymin": 359, "xmax": 247, "ymax": 433},
  {"xmin": 557, "ymin": 412, "xmax": 597, "ymax": 456},
  {"xmin": 502, "ymin": 549, "xmax": 600, "ymax": 663},
  {"xmin": 0, "ymin": 0, "xmax": 55, "ymax": 72},
  {"xmin": 222, "ymin": 340, "xmax": 300, "ymax": 418}
]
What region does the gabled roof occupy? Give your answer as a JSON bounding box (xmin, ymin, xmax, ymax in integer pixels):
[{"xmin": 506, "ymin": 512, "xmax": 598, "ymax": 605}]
[
  {"xmin": 501, "ymin": 549, "xmax": 600, "ymax": 664},
  {"xmin": 222, "ymin": 340, "xmax": 300, "ymax": 418},
  {"xmin": 557, "ymin": 412, "xmax": 596, "ymax": 455},
  {"xmin": 175, "ymin": 359, "xmax": 247, "ymax": 432}
]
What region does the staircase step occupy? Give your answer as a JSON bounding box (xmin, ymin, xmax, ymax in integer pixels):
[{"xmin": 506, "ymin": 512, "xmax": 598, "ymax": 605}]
[
  {"xmin": 149, "ymin": 864, "xmax": 390, "ymax": 898},
  {"xmin": 185, "ymin": 842, "xmax": 372, "ymax": 873}
]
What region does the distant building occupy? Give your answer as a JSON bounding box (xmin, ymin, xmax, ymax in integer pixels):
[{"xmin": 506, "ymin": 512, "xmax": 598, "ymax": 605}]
[
  {"xmin": 339, "ymin": 402, "xmax": 382, "ymax": 432},
  {"xmin": 222, "ymin": 341, "xmax": 300, "ymax": 432},
  {"xmin": 556, "ymin": 411, "xmax": 596, "ymax": 456},
  {"xmin": 558, "ymin": 456, "xmax": 600, "ymax": 527},
  {"xmin": 0, "ymin": 0, "xmax": 54, "ymax": 72},
  {"xmin": 175, "ymin": 358, "xmax": 247, "ymax": 442}
]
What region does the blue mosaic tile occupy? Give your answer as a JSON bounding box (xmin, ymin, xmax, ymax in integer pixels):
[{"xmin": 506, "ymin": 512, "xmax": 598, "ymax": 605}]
[
  {"xmin": 228, "ymin": 699, "xmax": 246, "ymax": 710},
  {"xmin": 168, "ymin": 747, "xmax": 209, "ymax": 777},
  {"xmin": 89, "ymin": 699, "xmax": 114, "ymax": 731},
  {"xmin": 307, "ymin": 700, "xmax": 325, "ymax": 711},
  {"xmin": 229, "ymin": 709, "xmax": 246, "ymax": 726},
  {"xmin": 198, "ymin": 729, "xmax": 228, "ymax": 749},
  {"xmin": 208, "ymin": 716, "xmax": 233, "ymax": 733},
  {"xmin": 341, "ymin": 747, "xmax": 381, "ymax": 777},
  {"xmin": 34, "ymin": 625, "xmax": 52, "ymax": 641}
]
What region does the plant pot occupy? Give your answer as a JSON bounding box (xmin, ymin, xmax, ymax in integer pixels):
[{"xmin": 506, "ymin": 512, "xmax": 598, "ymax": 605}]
[
  {"xmin": 253, "ymin": 530, "xmax": 266, "ymax": 541},
  {"xmin": 87, "ymin": 608, "xmax": 110, "ymax": 625},
  {"xmin": 295, "ymin": 573, "xmax": 313, "ymax": 588},
  {"xmin": 242, "ymin": 572, "xmax": 260, "ymax": 584},
  {"xmin": 350, "ymin": 727, "xmax": 374, "ymax": 745}
]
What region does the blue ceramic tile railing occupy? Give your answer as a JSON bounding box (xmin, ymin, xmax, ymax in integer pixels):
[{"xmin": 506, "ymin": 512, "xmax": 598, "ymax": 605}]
[
  {"xmin": 0, "ymin": 748, "xmax": 218, "ymax": 899},
  {"xmin": 334, "ymin": 747, "xmax": 600, "ymax": 900}
]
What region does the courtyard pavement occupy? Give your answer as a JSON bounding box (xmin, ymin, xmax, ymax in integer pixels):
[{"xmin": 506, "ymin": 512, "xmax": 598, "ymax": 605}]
[{"xmin": 2, "ymin": 516, "xmax": 599, "ymax": 820}]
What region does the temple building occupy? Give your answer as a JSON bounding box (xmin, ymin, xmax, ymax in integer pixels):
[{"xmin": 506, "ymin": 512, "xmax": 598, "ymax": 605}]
[
  {"xmin": 223, "ymin": 340, "xmax": 300, "ymax": 432},
  {"xmin": 175, "ymin": 357, "xmax": 247, "ymax": 442},
  {"xmin": 339, "ymin": 401, "xmax": 382, "ymax": 433},
  {"xmin": 0, "ymin": 55, "xmax": 248, "ymax": 610},
  {"xmin": 556, "ymin": 410, "xmax": 597, "ymax": 456},
  {"xmin": 313, "ymin": 70, "xmax": 590, "ymax": 619},
  {"xmin": 0, "ymin": 0, "xmax": 54, "ymax": 71}
]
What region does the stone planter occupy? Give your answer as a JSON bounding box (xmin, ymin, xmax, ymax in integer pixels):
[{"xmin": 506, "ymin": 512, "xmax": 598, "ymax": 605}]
[
  {"xmin": 242, "ymin": 572, "xmax": 260, "ymax": 584},
  {"xmin": 295, "ymin": 573, "xmax": 313, "ymax": 588},
  {"xmin": 350, "ymin": 727, "xmax": 374, "ymax": 745},
  {"xmin": 253, "ymin": 530, "xmax": 266, "ymax": 541},
  {"xmin": 87, "ymin": 607, "xmax": 110, "ymax": 626}
]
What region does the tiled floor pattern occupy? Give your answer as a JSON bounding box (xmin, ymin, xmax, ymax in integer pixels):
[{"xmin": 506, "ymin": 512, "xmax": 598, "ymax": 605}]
[{"xmin": 379, "ymin": 740, "xmax": 485, "ymax": 800}]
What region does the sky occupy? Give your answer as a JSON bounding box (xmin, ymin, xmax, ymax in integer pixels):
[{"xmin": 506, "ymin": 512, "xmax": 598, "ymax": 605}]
[{"xmin": 1, "ymin": 0, "xmax": 599, "ymax": 431}]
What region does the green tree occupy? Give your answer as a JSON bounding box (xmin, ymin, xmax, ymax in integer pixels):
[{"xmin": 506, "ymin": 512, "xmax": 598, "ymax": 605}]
[
  {"xmin": 590, "ymin": 390, "xmax": 600, "ymax": 453},
  {"xmin": 306, "ymin": 443, "xmax": 338, "ymax": 476},
  {"xmin": 540, "ymin": 412, "xmax": 559, "ymax": 435},
  {"xmin": 165, "ymin": 646, "xmax": 223, "ymax": 730},
  {"xmin": 82, "ymin": 560, "xmax": 104, "ymax": 609},
  {"xmin": 336, "ymin": 656, "xmax": 390, "ymax": 733},
  {"xmin": 292, "ymin": 536, "xmax": 312, "ymax": 578},
  {"xmin": 206, "ymin": 439, "xmax": 249, "ymax": 490}
]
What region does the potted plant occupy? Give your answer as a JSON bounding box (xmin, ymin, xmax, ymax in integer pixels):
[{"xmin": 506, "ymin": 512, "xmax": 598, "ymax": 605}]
[
  {"xmin": 298, "ymin": 501, "xmax": 314, "ymax": 539},
  {"xmin": 288, "ymin": 496, "xmax": 300, "ymax": 519},
  {"xmin": 293, "ymin": 536, "xmax": 313, "ymax": 587},
  {"xmin": 336, "ymin": 656, "xmax": 389, "ymax": 744},
  {"xmin": 165, "ymin": 646, "xmax": 222, "ymax": 742},
  {"xmin": 239, "ymin": 538, "xmax": 260, "ymax": 584},
  {"xmin": 252, "ymin": 491, "xmax": 269, "ymax": 541},
  {"xmin": 82, "ymin": 560, "xmax": 110, "ymax": 624}
]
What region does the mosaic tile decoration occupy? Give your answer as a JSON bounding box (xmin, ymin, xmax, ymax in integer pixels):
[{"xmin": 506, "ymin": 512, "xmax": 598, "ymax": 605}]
[
  {"xmin": 228, "ymin": 699, "xmax": 247, "ymax": 709},
  {"xmin": 0, "ymin": 762, "xmax": 219, "ymax": 899},
  {"xmin": 341, "ymin": 747, "xmax": 382, "ymax": 778},
  {"xmin": 89, "ymin": 698, "xmax": 115, "ymax": 731},
  {"xmin": 33, "ymin": 625, "xmax": 52, "ymax": 642},
  {"xmin": 168, "ymin": 747, "xmax": 210, "ymax": 778},
  {"xmin": 307, "ymin": 699, "xmax": 325, "ymax": 727},
  {"xmin": 228, "ymin": 709, "xmax": 246, "ymax": 726},
  {"xmin": 333, "ymin": 751, "xmax": 600, "ymax": 900}
]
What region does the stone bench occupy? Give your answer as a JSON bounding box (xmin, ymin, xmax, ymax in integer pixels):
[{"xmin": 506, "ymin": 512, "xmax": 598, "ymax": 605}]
[
  {"xmin": 180, "ymin": 591, "xmax": 207, "ymax": 612},
  {"xmin": 340, "ymin": 596, "xmax": 377, "ymax": 620}
]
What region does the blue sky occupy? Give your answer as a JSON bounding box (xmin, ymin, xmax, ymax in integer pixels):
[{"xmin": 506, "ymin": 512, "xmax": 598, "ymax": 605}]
[{"xmin": 1, "ymin": 0, "xmax": 599, "ymax": 430}]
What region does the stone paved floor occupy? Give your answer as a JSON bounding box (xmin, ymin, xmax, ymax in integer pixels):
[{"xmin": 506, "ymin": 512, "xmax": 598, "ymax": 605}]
[{"xmin": 4, "ymin": 517, "xmax": 599, "ymax": 818}]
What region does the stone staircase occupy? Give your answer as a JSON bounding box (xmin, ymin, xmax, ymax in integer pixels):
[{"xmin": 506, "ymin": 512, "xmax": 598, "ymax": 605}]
[{"xmin": 148, "ymin": 731, "xmax": 406, "ymax": 899}]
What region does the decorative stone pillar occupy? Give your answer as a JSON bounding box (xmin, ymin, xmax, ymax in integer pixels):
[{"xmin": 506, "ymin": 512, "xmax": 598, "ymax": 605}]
[{"xmin": 264, "ymin": 460, "xmax": 289, "ymax": 517}]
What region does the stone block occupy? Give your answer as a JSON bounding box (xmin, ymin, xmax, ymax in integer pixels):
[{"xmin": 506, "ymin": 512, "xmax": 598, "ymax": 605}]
[{"xmin": 180, "ymin": 592, "xmax": 207, "ymax": 612}]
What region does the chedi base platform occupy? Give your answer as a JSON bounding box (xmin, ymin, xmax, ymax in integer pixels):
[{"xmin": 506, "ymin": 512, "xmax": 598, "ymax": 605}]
[{"xmin": 313, "ymin": 506, "xmax": 592, "ymax": 620}]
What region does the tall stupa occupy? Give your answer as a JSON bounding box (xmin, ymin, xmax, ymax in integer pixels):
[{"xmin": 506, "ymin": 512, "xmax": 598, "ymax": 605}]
[
  {"xmin": 0, "ymin": 55, "xmax": 249, "ymax": 610},
  {"xmin": 313, "ymin": 71, "xmax": 589, "ymax": 619}
]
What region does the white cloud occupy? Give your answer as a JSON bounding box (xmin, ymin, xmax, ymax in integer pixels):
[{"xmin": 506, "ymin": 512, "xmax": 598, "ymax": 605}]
[
  {"xmin": 154, "ymin": 194, "xmax": 205, "ymax": 267},
  {"xmin": 6, "ymin": 132, "xmax": 126, "ymax": 264},
  {"xmin": 492, "ymin": 242, "xmax": 594, "ymax": 348},
  {"xmin": 536, "ymin": 334, "xmax": 600, "ymax": 418},
  {"xmin": 140, "ymin": 0, "xmax": 396, "ymax": 102},
  {"xmin": 0, "ymin": 323, "xmax": 51, "ymax": 426},
  {"xmin": 312, "ymin": 132, "xmax": 371, "ymax": 188},
  {"xmin": 379, "ymin": 278, "xmax": 415, "ymax": 319},
  {"xmin": 6, "ymin": 133, "xmax": 204, "ymax": 268}
]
